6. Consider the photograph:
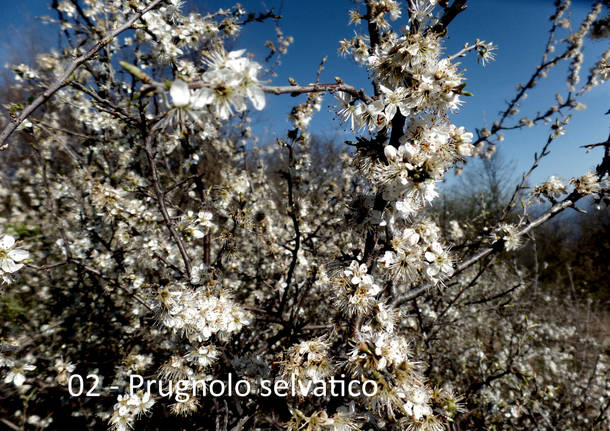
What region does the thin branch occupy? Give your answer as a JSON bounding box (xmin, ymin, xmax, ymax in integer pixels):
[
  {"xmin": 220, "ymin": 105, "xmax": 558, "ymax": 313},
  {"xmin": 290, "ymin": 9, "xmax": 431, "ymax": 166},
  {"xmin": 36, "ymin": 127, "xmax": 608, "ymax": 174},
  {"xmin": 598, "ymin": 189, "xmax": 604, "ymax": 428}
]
[
  {"xmin": 254, "ymin": 83, "xmax": 372, "ymax": 104},
  {"xmin": 70, "ymin": 81, "xmax": 137, "ymax": 124},
  {"xmin": 143, "ymin": 135, "xmax": 193, "ymax": 279},
  {"xmin": 499, "ymin": 128, "xmax": 556, "ymax": 222},
  {"xmin": 427, "ymin": 0, "xmax": 468, "ymax": 35},
  {"xmin": 427, "ymin": 256, "xmax": 496, "ymax": 338},
  {"xmin": 0, "ymin": 418, "xmax": 20, "ymax": 431},
  {"xmin": 365, "ymin": 0, "xmax": 382, "ymax": 96},
  {"xmin": 27, "ymin": 260, "xmax": 153, "ymax": 311},
  {"xmin": 447, "ymin": 42, "xmax": 478, "ymax": 62},
  {"xmin": 591, "ymin": 397, "xmax": 610, "ymax": 428},
  {"xmin": 470, "ymin": 2, "xmax": 570, "ymax": 149},
  {"xmin": 462, "ymin": 281, "xmax": 524, "ymax": 306},
  {"xmin": 140, "ymin": 77, "xmax": 374, "ymax": 106},
  {"xmin": 26, "ymin": 262, "xmax": 70, "ymax": 271},
  {"xmin": 153, "ymin": 251, "xmax": 184, "ymax": 276},
  {"xmin": 467, "ymin": 369, "xmax": 511, "ymax": 395},
  {"xmin": 165, "ymin": 174, "xmax": 204, "ymax": 194},
  {"xmin": 68, "ymin": 257, "xmax": 153, "ymax": 311},
  {"xmin": 277, "ymin": 143, "xmax": 301, "ymax": 317}
]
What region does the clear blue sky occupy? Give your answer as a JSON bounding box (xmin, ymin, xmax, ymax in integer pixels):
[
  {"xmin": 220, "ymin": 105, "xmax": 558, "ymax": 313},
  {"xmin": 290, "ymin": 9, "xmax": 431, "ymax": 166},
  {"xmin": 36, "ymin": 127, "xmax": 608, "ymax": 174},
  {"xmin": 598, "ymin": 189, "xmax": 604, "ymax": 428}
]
[{"xmin": 1, "ymin": 0, "xmax": 608, "ymax": 186}]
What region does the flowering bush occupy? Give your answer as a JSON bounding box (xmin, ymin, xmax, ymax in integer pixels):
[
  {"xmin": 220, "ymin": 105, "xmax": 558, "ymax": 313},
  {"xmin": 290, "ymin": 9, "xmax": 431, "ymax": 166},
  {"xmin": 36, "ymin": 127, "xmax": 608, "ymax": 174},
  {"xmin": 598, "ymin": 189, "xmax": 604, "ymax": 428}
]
[{"xmin": 0, "ymin": 0, "xmax": 608, "ymax": 430}]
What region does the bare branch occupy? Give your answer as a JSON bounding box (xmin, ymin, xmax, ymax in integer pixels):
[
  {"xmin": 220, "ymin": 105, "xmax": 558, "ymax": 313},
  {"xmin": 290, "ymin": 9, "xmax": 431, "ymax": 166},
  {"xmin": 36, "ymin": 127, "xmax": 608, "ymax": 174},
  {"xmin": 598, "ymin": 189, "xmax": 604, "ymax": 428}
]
[
  {"xmin": 261, "ymin": 83, "xmax": 372, "ymax": 103},
  {"xmin": 428, "ymin": 0, "xmax": 468, "ymax": 35}
]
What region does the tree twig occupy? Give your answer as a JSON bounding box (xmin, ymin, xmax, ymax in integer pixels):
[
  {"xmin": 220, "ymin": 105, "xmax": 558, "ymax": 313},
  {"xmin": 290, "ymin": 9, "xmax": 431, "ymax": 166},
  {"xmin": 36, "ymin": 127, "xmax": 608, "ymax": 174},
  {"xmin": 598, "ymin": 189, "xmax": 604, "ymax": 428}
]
[
  {"xmin": 143, "ymin": 135, "xmax": 193, "ymax": 279},
  {"xmin": 427, "ymin": 0, "xmax": 468, "ymax": 35}
]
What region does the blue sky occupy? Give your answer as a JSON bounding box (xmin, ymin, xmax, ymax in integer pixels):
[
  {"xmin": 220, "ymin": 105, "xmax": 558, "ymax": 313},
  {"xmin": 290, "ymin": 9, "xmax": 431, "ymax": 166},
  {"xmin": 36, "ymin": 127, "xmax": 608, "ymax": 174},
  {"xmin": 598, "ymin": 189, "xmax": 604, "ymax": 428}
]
[{"xmin": 1, "ymin": 0, "xmax": 608, "ymax": 186}]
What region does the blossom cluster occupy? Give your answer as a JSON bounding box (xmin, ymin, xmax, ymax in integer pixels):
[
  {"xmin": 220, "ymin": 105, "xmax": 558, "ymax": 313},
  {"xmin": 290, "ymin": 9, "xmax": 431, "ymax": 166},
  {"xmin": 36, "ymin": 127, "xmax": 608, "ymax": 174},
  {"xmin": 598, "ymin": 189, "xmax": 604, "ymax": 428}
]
[
  {"xmin": 110, "ymin": 391, "xmax": 155, "ymax": 431},
  {"xmin": 169, "ymin": 49, "xmax": 266, "ymax": 122},
  {"xmin": 0, "ymin": 234, "xmax": 29, "ymax": 284},
  {"xmin": 157, "ymin": 284, "xmax": 251, "ymax": 342}
]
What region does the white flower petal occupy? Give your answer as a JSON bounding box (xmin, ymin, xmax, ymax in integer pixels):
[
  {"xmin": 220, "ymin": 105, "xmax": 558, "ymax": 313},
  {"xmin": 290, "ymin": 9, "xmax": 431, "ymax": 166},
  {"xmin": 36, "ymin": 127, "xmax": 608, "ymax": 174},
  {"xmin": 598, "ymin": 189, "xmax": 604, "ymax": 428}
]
[
  {"xmin": 0, "ymin": 258, "xmax": 20, "ymax": 273},
  {"xmin": 232, "ymin": 95, "xmax": 247, "ymax": 112},
  {"xmin": 426, "ymin": 265, "xmax": 440, "ymax": 277},
  {"xmin": 0, "ymin": 235, "xmax": 15, "ymax": 250},
  {"xmin": 13, "ymin": 373, "xmax": 26, "ymax": 387},
  {"xmin": 190, "ymin": 89, "xmax": 211, "ymax": 109},
  {"xmin": 228, "ymin": 49, "xmax": 246, "ymax": 59},
  {"xmin": 170, "ymin": 79, "xmax": 190, "ymax": 107},
  {"xmin": 384, "ymin": 145, "xmax": 398, "ymax": 161},
  {"xmin": 385, "ymin": 103, "xmax": 397, "ymax": 121},
  {"xmin": 248, "ymin": 86, "xmax": 266, "ymax": 110},
  {"xmin": 8, "ymin": 249, "xmax": 29, "ymax": 262}
]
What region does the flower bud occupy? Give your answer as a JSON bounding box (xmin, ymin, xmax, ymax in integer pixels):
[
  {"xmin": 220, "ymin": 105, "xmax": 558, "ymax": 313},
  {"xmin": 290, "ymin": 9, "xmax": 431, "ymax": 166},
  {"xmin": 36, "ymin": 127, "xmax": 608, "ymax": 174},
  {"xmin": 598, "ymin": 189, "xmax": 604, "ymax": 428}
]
[{"xmin": 384, "ymin": 145, "xmax": 398, "ymax": 161}]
